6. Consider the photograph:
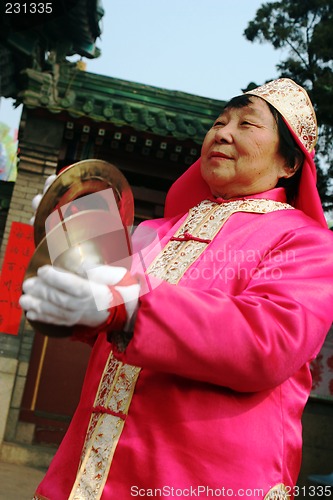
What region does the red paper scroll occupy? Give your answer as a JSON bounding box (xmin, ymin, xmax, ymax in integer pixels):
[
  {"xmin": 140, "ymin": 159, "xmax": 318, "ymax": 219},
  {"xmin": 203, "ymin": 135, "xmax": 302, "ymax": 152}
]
[{"xmin": 0, "ymin": 222, "xmax": 34, "ymax": 335}]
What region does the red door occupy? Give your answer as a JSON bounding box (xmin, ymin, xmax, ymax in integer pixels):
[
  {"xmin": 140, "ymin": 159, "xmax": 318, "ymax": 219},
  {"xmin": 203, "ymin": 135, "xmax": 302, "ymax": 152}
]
[{"xmin": 20, "ymin": 330, "xmax": 91, "ymax": 445}]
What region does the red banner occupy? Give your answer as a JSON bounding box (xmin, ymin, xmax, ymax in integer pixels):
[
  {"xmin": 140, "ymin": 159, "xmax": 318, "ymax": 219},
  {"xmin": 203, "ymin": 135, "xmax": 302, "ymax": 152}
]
[{"xmin": 0, "ymin": 222, "xmax": 34, "ymax": 335}]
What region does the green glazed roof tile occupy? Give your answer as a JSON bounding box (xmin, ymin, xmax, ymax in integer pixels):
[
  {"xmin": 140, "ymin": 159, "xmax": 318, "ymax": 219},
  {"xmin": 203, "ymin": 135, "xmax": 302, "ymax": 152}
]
[{"xmin": 18, "ymin": 65, "xmax": 225, "ymax": 144}]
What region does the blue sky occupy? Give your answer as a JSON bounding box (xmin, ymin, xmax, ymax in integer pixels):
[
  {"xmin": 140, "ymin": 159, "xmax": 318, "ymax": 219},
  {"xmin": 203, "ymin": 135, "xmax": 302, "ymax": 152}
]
[{"xmin": 0, "ymin": 0, "xmax": 285, "ymax": 134}]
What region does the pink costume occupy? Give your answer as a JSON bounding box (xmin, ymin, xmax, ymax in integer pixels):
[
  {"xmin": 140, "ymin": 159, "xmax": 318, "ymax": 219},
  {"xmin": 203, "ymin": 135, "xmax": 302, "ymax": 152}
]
[
  {"xmin": 34, "ymin": 186, "xmax": 333, "ymax": 500},
  {"xmin": 33, "ymin": 80, "xmax": 333, "ymax": 499}
]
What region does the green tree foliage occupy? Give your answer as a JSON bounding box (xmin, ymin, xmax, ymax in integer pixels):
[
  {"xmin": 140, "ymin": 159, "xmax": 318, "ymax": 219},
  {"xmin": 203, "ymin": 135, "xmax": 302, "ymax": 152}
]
[{"xmin": 244, "ymin": 0, "xmax": 333, "ymax": 210}]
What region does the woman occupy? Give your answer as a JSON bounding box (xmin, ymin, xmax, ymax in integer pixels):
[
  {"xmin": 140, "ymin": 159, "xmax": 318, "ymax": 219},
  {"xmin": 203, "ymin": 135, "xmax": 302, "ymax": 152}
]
[{"xmin": 21, "ymin": 78, "xmax": 333, "ymax": 499}]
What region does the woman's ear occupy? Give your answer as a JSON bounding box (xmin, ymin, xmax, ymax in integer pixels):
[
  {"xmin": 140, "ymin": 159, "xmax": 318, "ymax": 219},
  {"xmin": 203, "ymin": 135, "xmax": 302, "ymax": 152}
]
[
  {"xmin": 293, "ymin": 150, "xmax": 303, "ymax": 172},
  {"xmin": 282, "ymin": 150, "xmax": 303, "ymax": 179}
]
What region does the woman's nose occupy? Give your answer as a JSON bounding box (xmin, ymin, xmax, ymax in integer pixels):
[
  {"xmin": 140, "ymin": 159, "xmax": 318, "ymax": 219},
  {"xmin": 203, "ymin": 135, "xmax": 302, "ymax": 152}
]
[{"xmin": 214, "ymin": 124, "xmax": 233, "ymax": 143}]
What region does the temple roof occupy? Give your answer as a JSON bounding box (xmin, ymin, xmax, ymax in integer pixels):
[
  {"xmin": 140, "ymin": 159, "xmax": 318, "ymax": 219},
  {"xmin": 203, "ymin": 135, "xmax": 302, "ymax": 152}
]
[
  {"xmin": 0, "ymin": 0, "xmax": 104, "ymax": 98},
  {"xmin": 19, "ymin": 64, "xmax": 225, "ymax": 144},
  {"xmin": 0, "ymin": 0, "xmax": 225, "ymax": 143}
]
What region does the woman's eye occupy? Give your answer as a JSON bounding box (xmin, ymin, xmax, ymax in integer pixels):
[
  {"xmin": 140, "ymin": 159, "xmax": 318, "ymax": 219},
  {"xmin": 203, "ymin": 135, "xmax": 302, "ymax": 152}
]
[{"xmin": 213, "ymin": 121, "xmax": 225, "ymax": 127}]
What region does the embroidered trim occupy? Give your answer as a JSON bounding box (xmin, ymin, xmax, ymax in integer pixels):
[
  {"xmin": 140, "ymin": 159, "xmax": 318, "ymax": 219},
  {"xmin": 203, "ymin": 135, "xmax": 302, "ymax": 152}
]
[
  {"xmin": 264, "ymin": 483, "xmax": 291, "ymax": 499},
  {"xmin": 32, "ymin": 495, "xmax": 49, "ymax": 500},
  {"xmin": 247, "ymin": 78, "xmax": 317, "ymax": 152},
  {"xmin": 147, "ymin": 198, "xmax": 293, "ymax": 284},
  {"xmin": 68, "ymin": 353, "xmax": 140, "ymax": 500}
]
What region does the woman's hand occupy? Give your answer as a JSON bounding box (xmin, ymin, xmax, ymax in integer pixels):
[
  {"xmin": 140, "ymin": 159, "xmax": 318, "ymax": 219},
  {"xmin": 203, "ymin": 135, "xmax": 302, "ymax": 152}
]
[{"xmin": 19, "ymin": 265, "xmax": 140, "ymax": 329}]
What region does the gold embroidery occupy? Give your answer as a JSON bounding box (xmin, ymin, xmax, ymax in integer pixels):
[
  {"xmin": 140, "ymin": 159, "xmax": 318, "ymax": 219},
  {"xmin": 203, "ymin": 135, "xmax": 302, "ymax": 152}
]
[
  {"xmin": 264, "ymin": 483, "xmax": 291, "ymax": 500},
  {"xmin": 147, "ymin": 198, "xmax": 293, "ymax": 284},
  {"xmin": 69, "ymin": 353, "xmax": 140, "ymax": 499},
  {"xmin": 246, "ymin": 78, "xmax": 317, "ymax": 152}
]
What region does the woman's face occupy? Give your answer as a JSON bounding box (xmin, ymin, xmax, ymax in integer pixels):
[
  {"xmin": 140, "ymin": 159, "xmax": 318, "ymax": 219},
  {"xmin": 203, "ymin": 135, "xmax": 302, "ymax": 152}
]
[{"xmin": 200, "ymin": 97, "xmax": 293, "ymax": 199}]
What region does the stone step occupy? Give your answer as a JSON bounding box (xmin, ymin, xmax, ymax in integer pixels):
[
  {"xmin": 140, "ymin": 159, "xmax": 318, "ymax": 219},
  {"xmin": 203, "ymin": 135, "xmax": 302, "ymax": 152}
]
[{"xmin": 0, "ymin": 441, "xmax": 55, "ymax": 469}]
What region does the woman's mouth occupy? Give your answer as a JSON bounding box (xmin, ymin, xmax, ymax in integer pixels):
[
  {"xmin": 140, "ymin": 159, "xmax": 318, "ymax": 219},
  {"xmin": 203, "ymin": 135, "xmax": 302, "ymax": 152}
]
[{"xmin": 208, "ymin": 151, "xmax": 232, "ymax": 160}]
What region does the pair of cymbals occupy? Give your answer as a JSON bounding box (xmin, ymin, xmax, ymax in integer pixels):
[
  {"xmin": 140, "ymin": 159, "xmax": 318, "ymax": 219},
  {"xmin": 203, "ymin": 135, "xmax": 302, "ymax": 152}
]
[{"xmin": 25, "ymin": 159, "xmax": 134, "ymax": 337}]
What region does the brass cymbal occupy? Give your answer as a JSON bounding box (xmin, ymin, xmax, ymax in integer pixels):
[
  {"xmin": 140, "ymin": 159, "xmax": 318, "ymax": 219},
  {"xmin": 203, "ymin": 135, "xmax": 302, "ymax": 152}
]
[
  {"xmin": 25, "ymin": 209, "xmax": 132, "ymax": 337},
  {"xmin": 34, "ymin": 159, "xmax": 134, "ymax": 246}
]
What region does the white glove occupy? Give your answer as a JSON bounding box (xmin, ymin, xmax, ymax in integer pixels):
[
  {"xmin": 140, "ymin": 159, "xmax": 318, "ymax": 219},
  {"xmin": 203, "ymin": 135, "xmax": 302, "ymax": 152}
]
[
  {"xmin": 87, "ymin": 265, "xmax": 140, "ymax": 330},
  {"xmin": 30, "ymin": 174, "xmax": 57, "ymax": 225},
  {"xmin": 19, "ymin": 265, "xmax": 140, "ymax": 329}
]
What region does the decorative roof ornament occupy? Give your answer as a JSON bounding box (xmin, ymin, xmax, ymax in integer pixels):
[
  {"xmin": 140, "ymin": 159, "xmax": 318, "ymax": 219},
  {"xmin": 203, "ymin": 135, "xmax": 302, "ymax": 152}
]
[{"xmin": 246, "ymin": 78, "xmax": 317, "ymax": 152}]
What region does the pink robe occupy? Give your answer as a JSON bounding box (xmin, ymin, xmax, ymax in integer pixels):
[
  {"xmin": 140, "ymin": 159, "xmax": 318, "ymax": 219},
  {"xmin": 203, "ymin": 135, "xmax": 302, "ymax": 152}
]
[{"xmin": 34, "ymin": 188, "xmax": 333, "ymax": 500}]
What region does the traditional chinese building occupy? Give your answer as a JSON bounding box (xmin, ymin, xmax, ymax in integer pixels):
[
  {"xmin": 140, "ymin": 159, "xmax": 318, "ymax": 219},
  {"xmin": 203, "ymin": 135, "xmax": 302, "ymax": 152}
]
[
  {"xmin": 0, "ymin": 0, "xmax": 225, "ymax": 470},
  {"xmin": 0, "ymin": 61, "xmax": 224, "ymax": 453}
]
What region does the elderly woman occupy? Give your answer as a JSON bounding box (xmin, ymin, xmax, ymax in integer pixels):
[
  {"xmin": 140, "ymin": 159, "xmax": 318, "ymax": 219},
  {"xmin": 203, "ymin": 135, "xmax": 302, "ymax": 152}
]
[{"xmin": 21, "ymin": 79, "xmax": 333, "ymax": 500}]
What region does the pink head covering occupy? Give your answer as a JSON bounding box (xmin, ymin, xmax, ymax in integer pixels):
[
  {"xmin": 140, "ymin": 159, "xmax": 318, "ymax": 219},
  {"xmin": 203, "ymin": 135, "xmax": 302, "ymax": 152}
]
[{"xmin": 164, "ymin": 78, "xmax": 327, "ymax": 227}]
